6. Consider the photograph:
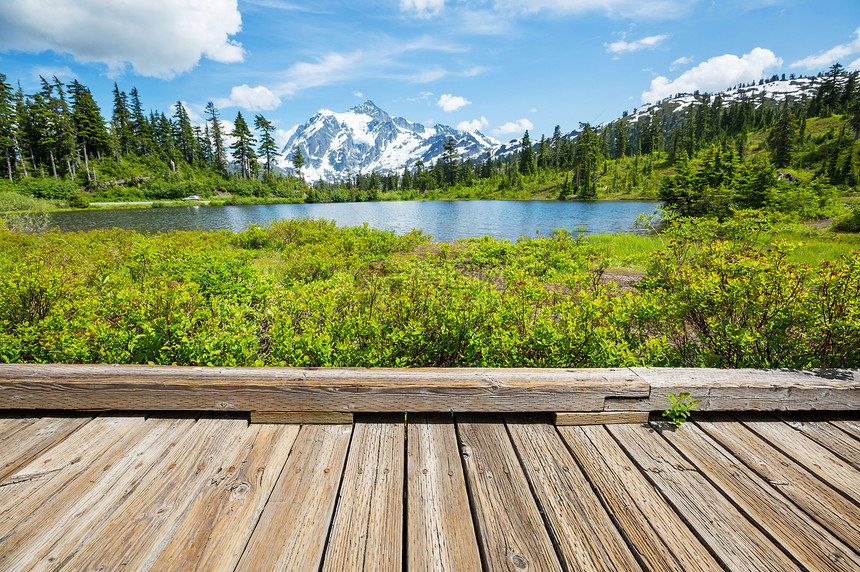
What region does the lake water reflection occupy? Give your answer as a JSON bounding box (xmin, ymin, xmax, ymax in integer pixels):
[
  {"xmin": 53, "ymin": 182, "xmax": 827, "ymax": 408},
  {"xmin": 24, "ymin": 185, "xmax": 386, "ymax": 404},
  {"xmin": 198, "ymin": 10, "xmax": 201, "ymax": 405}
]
[{"xmin": 46, "ymin": 200, "xmax": 659, "ymax": 242}]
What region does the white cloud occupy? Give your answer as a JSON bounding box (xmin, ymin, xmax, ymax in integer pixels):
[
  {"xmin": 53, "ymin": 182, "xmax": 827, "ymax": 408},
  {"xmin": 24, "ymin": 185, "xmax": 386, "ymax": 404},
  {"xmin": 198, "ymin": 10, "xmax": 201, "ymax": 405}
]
[
  {"xmin": 216, "ymin": 84, "xmax": 282, "ymax": 111},
  {"xmin": 493, "ymin": 118, "xmax": 534, "ymax": 136},
  {"xmin": 642, "ymin": 47, "xmax": 782, "ymax": 102},
  {"xmin": 0, "ymin": 0, "xmax": 243, "ymax": 79},
  {"xmin": 457, "ymin": 117, "xmax": 488, "ymax": 132},
  {"xmin": 791, "ymin": 28, "xmax": 860, "ymax": 70},
  {"xmin": 437, "ymin": 93, "xmax": 471, "ymax": 112},
  {"xmin": 400, "ymin": 0, "xmax": 446, "ymax": 17},
  {"xmin": 849, "ymin": 57, "xmax": 860, "ymax": 72},
  {"xmin": 31, "ymin": 65, "xmax": 75, "ymax": 83},
  {"xmin": 670, "ymin": 56, "xmax": 693, "ymax": 70},
  {"xmin": 493, "ymin": 0, "xmax": 692, "ymax": 20},
  {"xmin": 275, "ymin": 51, "xmax": 365, "ymax": 96},
  {"xmin": 353, "ymin": 91, "xmax": 364, "ymax": 98},
  {"xmin": 530, "ymin": 107, "xmax": 538, "ymax": 113},
  {"xmin": 412, "ymin": 67, "xmax": 448, "ymax": 83},
  {"xmin": 606, "ymin": 34, "xmax": 668, "ymax": 54}
]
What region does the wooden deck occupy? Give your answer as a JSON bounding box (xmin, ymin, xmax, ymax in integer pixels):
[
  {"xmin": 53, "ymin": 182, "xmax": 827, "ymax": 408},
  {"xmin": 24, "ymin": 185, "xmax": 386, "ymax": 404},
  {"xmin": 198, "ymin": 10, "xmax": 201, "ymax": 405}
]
[{"xmin": 1, "ymin": 410, "xmax": 858, "ymax": 571}]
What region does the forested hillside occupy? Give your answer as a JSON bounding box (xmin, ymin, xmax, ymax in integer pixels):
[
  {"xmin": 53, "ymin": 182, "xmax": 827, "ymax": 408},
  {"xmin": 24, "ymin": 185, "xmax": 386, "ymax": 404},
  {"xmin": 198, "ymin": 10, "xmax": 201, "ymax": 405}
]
[{"xmin": 1, "ymin": 65, "xmax": 859, "ymax": 221}]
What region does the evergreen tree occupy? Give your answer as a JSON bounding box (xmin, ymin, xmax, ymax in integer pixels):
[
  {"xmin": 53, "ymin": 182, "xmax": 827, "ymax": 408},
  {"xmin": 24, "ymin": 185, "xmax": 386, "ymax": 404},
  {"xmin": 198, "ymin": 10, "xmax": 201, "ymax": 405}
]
[
  {"xmin": 767, "ymin": 105, "xmax": 798, "ymax": 168},
  {"xmin": 0, "ymin": 73, "xmax": 13, "ymax": 180},
  {"xmin": 572, "ymin": 123, "xmax": 601, "ymax": 198},
  {"xmin": 518, "ymin": 130, "xmax": 535, "ymax": 175},
  {"xmin": 441, "ymin": 136, "xmax": 460, "ymax": 187},
  {"xmin": 230, "ymin": 111, "xmax": 257, "ymax": 179},
  {"xmin": 68, "ymin": 80, "xmax": 110, "ymax": 181},
  {"xmin": 401, "ymin": 166, "xmax": 412, "ymax": 191},
  {"xmin": 291, "ymin": 146, "xmax": 305, "ymax": 179},
  {"xmin": 172, "ymin": 101, "xmax": 198, "ymax": 166},
  {"xmin": 614, "ymin": 121, "xmax": 627, "ymax": 158},
  {"xmin": 129, "ymin": 88, "xmax": 152, "ymax": 154},
  {"xmin": 111, "ymin": 83, "xmax": 132, "ymax": 155},
  {"xmin": 551, "ymin": 125, "xmax": 562, "ymax": 168},
  {"xmin": 205, "ymin": 102, "xmax": 227, "ymax": 175},
  {"xmin": 254, "ymin": 114, "xmax": 278, "ymax": 180}
]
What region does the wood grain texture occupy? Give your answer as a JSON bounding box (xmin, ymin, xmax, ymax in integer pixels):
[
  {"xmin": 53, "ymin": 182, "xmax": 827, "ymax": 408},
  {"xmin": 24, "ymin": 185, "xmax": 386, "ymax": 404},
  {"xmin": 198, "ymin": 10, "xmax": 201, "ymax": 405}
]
[
  {"xmin": 608, "ymin": 422, "xmax": 802, "ymax": 572},
  {"xmin": 505, "ymin": 414, "xmax": 641, "ymax": 572},
  {"xmin": 827, "ymin": 416, "xmax": 860, "ymax": 439},
  {"xmin": 0, "ymin": 415, "xmax": 143, "ymax": 538},
  {"xmin": 236, "ymin": 423, "xmax": 353, "ymax": 572},
  {"xmin": 658, "ymin": 419, "xmax": 860, "ymax": 571},
  {"xmin": 554, "ymin": 411, "xmax": 649, "ymax": 425},
  {"xmin": 251, "ymin": 411, "xmax": 353, "ymax": 424},
  {"xmin": 149, "ymin": 422, "xmax": 300, "ymax": 571},
  {"xmin": 0, "ymin": 415, "xmax": 91, "ymax": 481},
  {"xmin": 560, "ymin": 425, "xmax": 717, "ymax": 572},
  {"xmin": 323, "ymin": 417, "xmax": 404, "ymax": 572},
  {"xmin": 0, "ymin": 416, "xmax": 195, "ymax": 571},
  {"xmin": 457, "ymin": 414, "xmax": 563, "ymax": 572},
  {"xmin": 778, "ymin": 412, "xmax": 860, "ymax": 468},
  {"xmin": 608, "ymin": 367, "xmax": 860, "ymax": 411},
  {"xmin": 738, "ymin": 412, "xmax": 860, "ymax": 503},
  {"xmin": 407, "ymin": 413, "xmax": 481, "ymax": 572},
  {"xmin": 59, "ymin": 415, "xmax": 249, "ymax": 571},
  {"xmin": 697, "ymin": 413, "xmax": 860, "ymax": 550},
  {"xmin": 0, "ymin": 364, "xmax": 647, "ymax": 412}
]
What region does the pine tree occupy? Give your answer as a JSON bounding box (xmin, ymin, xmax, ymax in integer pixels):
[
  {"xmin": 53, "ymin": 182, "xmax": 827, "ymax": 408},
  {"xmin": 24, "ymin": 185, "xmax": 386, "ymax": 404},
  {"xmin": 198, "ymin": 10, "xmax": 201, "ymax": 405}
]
[
  {"xmin": 291, "ymin": 146, "xmax": 305, "ymax": 179},
  {"xmin": 129, "ymin": 88, "xmax": 152, "ymax": 154},
  {"xmin": 518, "ymin": 130, "xmax": 535, "ymax": 175},
  {"xmin": 0, "ymin": 73, "xmax": 14, "ymax": 180},
  {"xmin": 205, "ymin": 102, "xmax": 227, "ymax": 175},
  {"xmin": 441, "ymin": 136, "xmax": 460, "ymax": 187},
  {"xmin": 111, "ymin": 83, "xmax": 132, "ymax": 155},
  {"xmin": 172, "ymin": 101, "xmax": 198, "ymax": 166},
  {"xmin": 230, "ymin": 111, "xmax": 256, "ymax": 179},
  {"xmin": 254, "ymin": 114, "xmax": 277, "ymax": 180},
  {"xmin": 614, "ymin": 121, "xmax": 627, "ymax": 158},
  {"xmin": 767, "ymin": 105, "xmax": 798, "ymax": 168},
  {"xmin": 68, "ymin": 80, "xmax": 110, "ymax": 181},
  {"xmin": 572, "ymin": 123, "xmax": 601, "ymax": 198}
]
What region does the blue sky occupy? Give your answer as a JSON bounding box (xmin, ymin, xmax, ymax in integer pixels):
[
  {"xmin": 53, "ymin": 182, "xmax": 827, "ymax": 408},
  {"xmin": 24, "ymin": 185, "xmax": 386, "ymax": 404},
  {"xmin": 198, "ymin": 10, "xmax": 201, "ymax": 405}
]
[{"xmin": 1, "ymin": 0, "xmax": 859, "ymax": 147}]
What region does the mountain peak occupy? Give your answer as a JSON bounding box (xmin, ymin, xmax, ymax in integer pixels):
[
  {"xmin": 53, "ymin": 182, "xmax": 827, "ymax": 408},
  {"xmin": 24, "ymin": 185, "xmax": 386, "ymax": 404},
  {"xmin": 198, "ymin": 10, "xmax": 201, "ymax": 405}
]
[
  {"xmin": 278, "ymin": 100, "xmax": 501, "ymax": 181},
  {"xmin": 350, "ymin": 100, "xmax": 383, "ymax": 114}
]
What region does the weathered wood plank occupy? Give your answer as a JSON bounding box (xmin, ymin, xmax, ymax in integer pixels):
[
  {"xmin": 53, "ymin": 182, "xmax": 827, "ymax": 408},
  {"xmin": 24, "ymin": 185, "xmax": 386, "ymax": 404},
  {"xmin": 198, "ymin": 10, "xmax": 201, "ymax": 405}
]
[
  {"xmin": 554, "ymin": 411, "xmax": 649, "ymax": 425},
  {"xmin": 778, "ymin": 413, "xmax": 860, "ymax": 468},
  {"xmin": 149, "ymin": 422, "xmax": 301, "ymax": 571},
  {"xmin": 738, "ymin": 413, "xmax": 860, "ymax": 503},
  {"xmin": 58, "ymin": 415, "xmax": 249, "ymax": 571},
  {"xmin": 697, "ymin": 413, "xmax": 860, "ymax": 550},
  {"xmin": 0, "ymin": 415, "xmax": 92, "ymax": 481},
  {"xmin": 0, "ymin": 416, "xmax": 195, "ymax": 571},
  {"xmin": 323, "ymin": 416, "xmax": 404, "ymax": 572},
  {"xmin": 407, "ymin": 413, "xmax": 481, "ymax": 572},
  {"xmin": 0, "ymin": 364, "xmax": 647, "ymax": 412},
  {"xmin": 0, "ymin": 415, "xmax": 143, "ymax": 537},
  {"xmin": 606, "ymin": 367, "xmax": 860, "ymax": 411},
  {"xmin": 0, "ymin": 415, "xmax": 40, "ymax": 441},
  {"xmin": 505, "ymin": 414, "xmax": 641, "ymax": 572},
  {"xmin": 560, "ymin": 425, "xmax": 718, "ymax": 572},
  {"xmin": 236, "ymin": 423, "xmax": 353, "ymax": 572},
  {"xmin": 251, "ymin": 411, "xmax": 353, "ymax": 424},
  {"xmin": 608, "ymin": 422, "xmax": 802, "ymax": 571},
  {"xmin": 658, "ymin": 419, "xmax": 860, "ymax": 571},
  {"xmin": 827, "ymin": 416, "xmax": 860, "ymax": 439},
  {"xmin": 457, "ymin": 414, "xmax": 563, "ymax": 572}
]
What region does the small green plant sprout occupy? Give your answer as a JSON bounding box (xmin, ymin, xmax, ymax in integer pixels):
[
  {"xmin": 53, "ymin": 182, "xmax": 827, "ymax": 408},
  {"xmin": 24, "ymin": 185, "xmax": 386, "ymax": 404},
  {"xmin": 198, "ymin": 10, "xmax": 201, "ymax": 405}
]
[{"xmin": 662, "ymin": 392, "xmax": 701, "ymax": 427}]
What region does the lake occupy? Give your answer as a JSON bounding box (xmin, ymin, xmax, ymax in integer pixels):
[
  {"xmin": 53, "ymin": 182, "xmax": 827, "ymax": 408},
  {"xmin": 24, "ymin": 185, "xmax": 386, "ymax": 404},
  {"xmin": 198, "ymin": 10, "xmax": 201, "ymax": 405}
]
[{"xmin": 46, "ymin": 200, "xmax": 659, "ymax": 242}]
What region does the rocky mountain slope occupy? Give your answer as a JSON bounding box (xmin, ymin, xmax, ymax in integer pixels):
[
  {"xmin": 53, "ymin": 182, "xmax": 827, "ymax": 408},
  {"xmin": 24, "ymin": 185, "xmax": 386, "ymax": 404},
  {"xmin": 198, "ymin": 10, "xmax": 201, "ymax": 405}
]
[{"xmin": 276, "ymin": 100, "xmax": 500, "ymax": 181}]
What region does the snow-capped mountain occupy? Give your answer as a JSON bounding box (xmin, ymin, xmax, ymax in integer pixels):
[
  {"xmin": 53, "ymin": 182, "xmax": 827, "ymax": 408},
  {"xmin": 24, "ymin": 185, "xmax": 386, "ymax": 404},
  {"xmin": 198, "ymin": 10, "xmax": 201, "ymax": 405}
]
[
  {"xmin": 277, "ymin": 100, "xmax": 500, "ymax": 181},
  {"xmin": 625, "ymin": 75, "xmax": 831, "ymax": 125}
]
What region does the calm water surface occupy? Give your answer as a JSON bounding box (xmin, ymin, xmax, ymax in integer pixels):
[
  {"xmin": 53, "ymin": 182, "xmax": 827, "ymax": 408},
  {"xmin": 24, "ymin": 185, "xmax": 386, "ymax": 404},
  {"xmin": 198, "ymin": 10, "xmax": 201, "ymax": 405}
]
[{"xmin": 47, "ymin": 200, "xmax": 658, "ymax": 242}]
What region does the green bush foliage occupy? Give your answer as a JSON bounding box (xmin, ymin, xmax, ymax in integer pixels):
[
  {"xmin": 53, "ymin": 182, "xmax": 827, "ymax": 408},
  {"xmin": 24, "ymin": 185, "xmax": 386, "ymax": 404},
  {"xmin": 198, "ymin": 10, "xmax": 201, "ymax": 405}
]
[{"xmin": 0, "ymin": 215, "xmax": 857, "ymax": 368}]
